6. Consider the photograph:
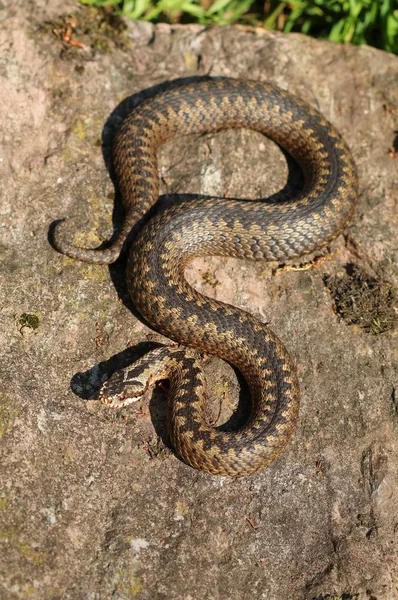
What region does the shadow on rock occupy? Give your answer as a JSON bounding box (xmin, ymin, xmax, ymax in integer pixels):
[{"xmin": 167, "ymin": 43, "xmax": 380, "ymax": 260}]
[{"xmin": 70, "ymin": 340, "xmax": 164, "ymax": 400}]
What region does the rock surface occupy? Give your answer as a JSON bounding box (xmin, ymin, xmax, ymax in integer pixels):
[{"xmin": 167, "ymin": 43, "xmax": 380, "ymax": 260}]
[{"xmin": 0, "ymin": 1, "xmax": 397, "ymax": 599}]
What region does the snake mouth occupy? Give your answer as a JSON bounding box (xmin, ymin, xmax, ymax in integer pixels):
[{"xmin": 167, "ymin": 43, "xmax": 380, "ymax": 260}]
[
  {"xmin": 100, "ymin": 391, "xmax": 144, "ymax": 409},
  {"xmin": 99, "ymin": 376, "xmax": 150, "ymax": 409}
]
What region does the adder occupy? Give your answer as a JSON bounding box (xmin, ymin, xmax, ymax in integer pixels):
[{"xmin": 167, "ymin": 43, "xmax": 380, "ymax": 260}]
[{"xmin": 53, "ymin": 78, "xmax": 358, "ymax": 477}]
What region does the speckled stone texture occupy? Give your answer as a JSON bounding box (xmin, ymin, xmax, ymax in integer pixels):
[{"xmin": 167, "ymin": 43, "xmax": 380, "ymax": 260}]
[{"xmin": 0, "ymin": 1, "xmax": 397, "ymax": 599}]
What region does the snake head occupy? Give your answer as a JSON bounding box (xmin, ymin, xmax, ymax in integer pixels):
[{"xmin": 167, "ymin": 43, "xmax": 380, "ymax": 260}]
[{"xmin": 99, "ymin": 369, "xmax": 147, "ymax": 409}]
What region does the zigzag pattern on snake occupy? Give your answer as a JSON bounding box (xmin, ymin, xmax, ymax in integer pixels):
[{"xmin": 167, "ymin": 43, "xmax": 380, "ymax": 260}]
[{"xmin": 53, "ymin": 78, "xmax": 358, "ymax": 477}]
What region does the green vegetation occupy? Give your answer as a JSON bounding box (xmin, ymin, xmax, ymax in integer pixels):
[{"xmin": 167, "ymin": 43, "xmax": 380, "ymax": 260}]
[{"xmin": 78, "ymin": 0, "xmax": 397, "ymax": 53}]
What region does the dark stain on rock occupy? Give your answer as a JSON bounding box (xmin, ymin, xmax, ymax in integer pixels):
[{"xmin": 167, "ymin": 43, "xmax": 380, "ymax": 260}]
[
  {"xmin": 17, "ymin": 312, "xmax": 41, "ymax": 332},
  {"xmin": 39, "ymin": 5, "xmax": 128, "ymax": 59},
  {"xmin": 312, "ymin": 595, "xmax": 359, "ymax": 600},
  {"xmin": 361, "ymin": 443, "xmax": 389, "ymax": 496},
  {"xmin": 325, "ymin": 263, "xmax": 397, "ymax": 334}
]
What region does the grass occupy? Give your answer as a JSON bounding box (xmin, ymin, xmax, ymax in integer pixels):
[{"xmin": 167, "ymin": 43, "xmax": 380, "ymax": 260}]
[{"xmin": 78, "ymin": 0, "xmax": 397, "ymax": 53}]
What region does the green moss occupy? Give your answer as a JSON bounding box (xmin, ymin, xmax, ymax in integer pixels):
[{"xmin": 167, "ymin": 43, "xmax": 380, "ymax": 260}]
[
  {"xmin": 202, "ymin": 270, "xmax": 219, "ymax": 287},
  {"xmin": 0, "ymin": 528, "xmax": 44, "ymax": 566},
  {"xmin": 70, "ymin": 119, "xmax": 87, "ymax": 140},
  {"xmin": 0, "ymin": 394, "xmax": 19, "ymax": 439},
  {"xmin": 116, "ymin": 568, "xmax": 142, "ymax": 597},
  {"xmin": 17, "ymin": 313, "xmax": 40, "ymax": 331}
]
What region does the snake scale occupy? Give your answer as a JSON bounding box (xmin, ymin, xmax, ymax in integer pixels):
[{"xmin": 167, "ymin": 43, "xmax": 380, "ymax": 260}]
[{"xmin": 53, "ymin": 78, "xmax": 358, "ymax": 477}]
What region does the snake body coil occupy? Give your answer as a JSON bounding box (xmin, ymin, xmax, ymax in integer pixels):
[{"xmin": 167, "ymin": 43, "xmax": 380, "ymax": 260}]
[{"xmin": 53, "ymin": 79, "xmax": 358, "ymax": 477}]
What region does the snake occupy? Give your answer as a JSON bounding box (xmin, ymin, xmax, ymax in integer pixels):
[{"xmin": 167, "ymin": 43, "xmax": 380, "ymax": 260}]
[{"xmin": 53, "ymin": 78, "xmax": 358, "ymax": 477}]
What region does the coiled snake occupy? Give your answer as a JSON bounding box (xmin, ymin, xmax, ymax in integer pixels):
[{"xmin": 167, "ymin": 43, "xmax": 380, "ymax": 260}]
[{"xmin": 53, "ymin": 78, "xmax": 358, "ymax": 477}]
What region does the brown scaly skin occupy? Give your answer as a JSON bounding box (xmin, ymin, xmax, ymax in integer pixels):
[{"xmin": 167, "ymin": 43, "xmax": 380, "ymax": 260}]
[{"xmin": 53, "ymin": 79, "xmax": 358, "ymax": 477}]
